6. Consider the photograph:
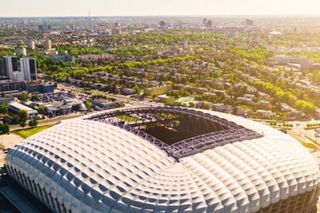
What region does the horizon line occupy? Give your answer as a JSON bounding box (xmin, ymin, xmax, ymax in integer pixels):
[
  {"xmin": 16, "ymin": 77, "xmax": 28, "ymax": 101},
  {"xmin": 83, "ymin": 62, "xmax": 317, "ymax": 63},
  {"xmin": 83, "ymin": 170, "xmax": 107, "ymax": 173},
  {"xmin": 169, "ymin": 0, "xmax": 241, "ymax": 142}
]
[{"xmin": 1, "ymin": 14, "xmax": 320, "ymax": 18}]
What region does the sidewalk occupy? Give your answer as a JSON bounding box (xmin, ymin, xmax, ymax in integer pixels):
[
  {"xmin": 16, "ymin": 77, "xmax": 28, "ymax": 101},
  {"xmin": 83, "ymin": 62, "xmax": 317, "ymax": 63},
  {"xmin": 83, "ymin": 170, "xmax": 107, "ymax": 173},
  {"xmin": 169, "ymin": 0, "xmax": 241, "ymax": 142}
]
[{"xmin": 0, "ymin": 134, "xmax": 24, "ymax": 167}]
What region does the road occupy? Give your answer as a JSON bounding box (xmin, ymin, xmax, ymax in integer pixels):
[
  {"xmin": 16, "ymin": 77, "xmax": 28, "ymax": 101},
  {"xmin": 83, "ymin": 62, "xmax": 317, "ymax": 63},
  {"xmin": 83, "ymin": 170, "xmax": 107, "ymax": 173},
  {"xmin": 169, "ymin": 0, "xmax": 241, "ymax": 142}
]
[
  {"xmin": 57, "ymin": 83, "xmax": 164, "ymax": 108},
  {"xmin": 288, "ymin": 120, "xmax": 320, "ymax": 143},
  {"xmin": 11, "ymin": 84, "xmax": 164, "ymax": 133},
  {"xmin": 10, "ymin": 112, "xmax": 85, "ymax": 132}
]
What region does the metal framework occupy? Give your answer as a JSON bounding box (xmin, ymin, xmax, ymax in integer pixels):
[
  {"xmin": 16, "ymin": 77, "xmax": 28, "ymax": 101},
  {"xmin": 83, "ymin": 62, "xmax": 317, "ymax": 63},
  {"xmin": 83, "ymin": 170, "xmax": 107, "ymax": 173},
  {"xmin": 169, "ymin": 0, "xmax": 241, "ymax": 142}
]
[{"xmin": 87, "ymin": 107, "xmax": 262, "ymax": 160}]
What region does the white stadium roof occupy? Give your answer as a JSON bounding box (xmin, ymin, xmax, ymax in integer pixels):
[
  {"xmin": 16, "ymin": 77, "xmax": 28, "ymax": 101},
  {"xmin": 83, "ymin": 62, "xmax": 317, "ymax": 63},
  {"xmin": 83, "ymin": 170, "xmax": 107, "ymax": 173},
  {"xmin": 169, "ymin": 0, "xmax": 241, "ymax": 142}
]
[{"xmin": 5, "ymin": 107, "xmax": 320, "ymax": 213}]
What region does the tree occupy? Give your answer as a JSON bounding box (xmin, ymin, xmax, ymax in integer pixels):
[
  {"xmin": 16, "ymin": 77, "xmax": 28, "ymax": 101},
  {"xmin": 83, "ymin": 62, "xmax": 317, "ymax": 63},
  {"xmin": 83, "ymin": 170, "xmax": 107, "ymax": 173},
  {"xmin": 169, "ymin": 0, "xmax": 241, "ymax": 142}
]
[
  {"xmin": 37, "ymin": 106, "xmax": 47, "ymax": 115},
  {"xmin": 19, "ymin": 120, "xmax": 27, "ymax": 128},
  {"xmin": 0, "ymin": 104, "xmax": 8, "ymax": 114},
  {"xmin": 159, "ymin": 21, "xmax": 166, "ymax": 28},
  {"xmin": 295, "ymin": 100, "xmax": 316, "ymax": 115},
  {"xmin": 165, "ymin": 97, "xmax": 175, "ymax": 106},
  {"xmin": 133, "ymin": 85, "xmax": 142, "ymax": 95},
  {"xmin": 28, "ymin": 119, "xmax": 38, "ymax": 128},
  {"xmin": 84, "ymin": 101, "xmax": 92, "ymax": 109},
  {"xmin": 17, "ymin": 92, "xmax": 29, "ymax": 102},
  {"xmin": 0, "ymin": 123, "xmax": 10, "ymax": 134},
  {"xmin": 31, "ymin": 94, "xmax": 40, "ymax": 102},
  {"xmin": 19, "ymin": 110, "xmax": 29, "ymax": 122}
]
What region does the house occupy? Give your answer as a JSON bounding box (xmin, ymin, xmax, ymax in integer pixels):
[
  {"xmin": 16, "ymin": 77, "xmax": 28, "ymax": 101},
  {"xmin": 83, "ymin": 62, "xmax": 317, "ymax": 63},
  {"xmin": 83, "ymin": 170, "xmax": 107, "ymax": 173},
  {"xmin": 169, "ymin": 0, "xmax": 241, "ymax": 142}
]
[
  {"xmin": 259, "ymin": 100, "xmax": 271, "ymax": 108},
  {"xmin": 235, "ymin": 106, "xmax": 251, "ymax": 117},
  {"xmin": 244, "ymin": 94, "xmax": 255, "ymax": 99},
  {"xmin": 91, "ymin": 83, "xmax": 107, "ymax": 91},
  {"xmin": 121, "ymin": 88, "xmax": 136, "ymax": 96},
  {"xmin": 212, "ymin": 103, "xmax": 233, "ymax": 113},
  {"xmin": 256, "ymin": 110, "xmax": 275, "ymax": 119},
  {"xmin": 237, "ymin": 97, "xmax": 253, "ymax": 104}
]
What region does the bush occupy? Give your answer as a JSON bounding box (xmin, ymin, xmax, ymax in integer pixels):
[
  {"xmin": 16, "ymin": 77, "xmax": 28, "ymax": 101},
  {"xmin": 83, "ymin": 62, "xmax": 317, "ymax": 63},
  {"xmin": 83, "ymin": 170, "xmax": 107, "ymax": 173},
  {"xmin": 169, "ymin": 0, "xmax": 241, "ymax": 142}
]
[
  {"xmin": 28, "ymin": 119, "xmax": 38, "ymax": 128},
  {"xmin": 0, "ymin": 123, "xmax": 10, "ymax": 134},
  {"xmin": 19, "ymin": 121, "xmax": 27, "ymax": 128}
]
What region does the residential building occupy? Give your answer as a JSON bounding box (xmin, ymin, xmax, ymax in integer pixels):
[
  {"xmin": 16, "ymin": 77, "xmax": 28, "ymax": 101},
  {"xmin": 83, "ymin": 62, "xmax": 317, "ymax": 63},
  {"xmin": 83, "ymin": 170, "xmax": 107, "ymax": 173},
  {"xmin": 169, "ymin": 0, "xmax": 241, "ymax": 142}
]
[
  {"xmin": 20, "ymin": 57, "xmax": 37, "ymax": 81},
  {"xmin": 44, "ymin": 39, "xmax": 52, "ymax": 50},
  {"xmin": 26, "ymin": 40, "xmax": 35, "ymax": 50},
  {"xmin": 256, "ymin": 110, "xmax": 275, "ymax": 119},
  {"xmin": 212, "ymin": 103, "xmax": 233, "ymax": 113},
  {"xmin": 121, "ymin": 88, "xmax": 136, "ymax": 96},
  {"xmin": 3, "ymin": 56, "xmax": 24, "ymax": 81},
  {"xmin": 0, "ymin": 57, "xmax": 8, "ymax": 79},
  {"xmin": 237, "ymin": 97, "xmax": 253, "ymax": 104},
  {"xmin": 16, "ymin": 47, "xmax": 27, "ymax": 57}
]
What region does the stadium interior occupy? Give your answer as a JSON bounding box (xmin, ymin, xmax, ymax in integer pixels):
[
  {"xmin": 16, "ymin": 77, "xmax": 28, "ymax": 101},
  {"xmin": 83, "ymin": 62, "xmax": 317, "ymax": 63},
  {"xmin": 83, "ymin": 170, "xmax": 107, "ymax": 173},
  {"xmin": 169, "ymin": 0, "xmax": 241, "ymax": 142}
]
[{"xmin": 88, "ymin": 107, "xmax": 262, "ymax": 159}]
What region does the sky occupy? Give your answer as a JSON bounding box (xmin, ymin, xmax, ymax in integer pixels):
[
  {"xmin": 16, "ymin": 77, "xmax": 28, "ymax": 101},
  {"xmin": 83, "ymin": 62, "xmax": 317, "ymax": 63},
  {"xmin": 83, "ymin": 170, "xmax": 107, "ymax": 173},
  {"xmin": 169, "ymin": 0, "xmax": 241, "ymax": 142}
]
[{"xmin": 1, "ymin": 0, "xmax": 320, "ymax": 17}]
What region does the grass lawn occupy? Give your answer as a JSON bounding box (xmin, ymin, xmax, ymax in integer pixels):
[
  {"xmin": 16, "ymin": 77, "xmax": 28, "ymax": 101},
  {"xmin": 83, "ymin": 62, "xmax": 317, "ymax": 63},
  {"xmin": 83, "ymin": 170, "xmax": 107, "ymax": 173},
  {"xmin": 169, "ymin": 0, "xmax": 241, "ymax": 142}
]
[
  {"xmin": 13, "ymin": 125, "xmax": 54, "ymax": 139},
  {"xmin": 175, "ymin": 97, "xmax": 198, "ymax": 106},
  {"xmin": 116, "ymin": 114, "xmax": 139, "ymax": 122}
]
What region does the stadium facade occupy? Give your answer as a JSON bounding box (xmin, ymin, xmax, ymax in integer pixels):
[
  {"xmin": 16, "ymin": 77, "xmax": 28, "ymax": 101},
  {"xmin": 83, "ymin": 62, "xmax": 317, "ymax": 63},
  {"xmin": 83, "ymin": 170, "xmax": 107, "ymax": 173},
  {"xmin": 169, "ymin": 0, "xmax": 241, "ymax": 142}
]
[{"xmin": 5, "ymin": 107, "xmax": 320, "ymax": 213}]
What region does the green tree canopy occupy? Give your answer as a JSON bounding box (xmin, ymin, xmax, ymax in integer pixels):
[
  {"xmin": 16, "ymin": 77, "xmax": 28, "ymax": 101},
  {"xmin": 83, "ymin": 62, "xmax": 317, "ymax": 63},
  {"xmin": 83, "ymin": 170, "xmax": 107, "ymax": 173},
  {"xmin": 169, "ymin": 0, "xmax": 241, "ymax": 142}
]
[{"xmin": 19, "ymin": 110, "xmax": 29, "ymax": 122}]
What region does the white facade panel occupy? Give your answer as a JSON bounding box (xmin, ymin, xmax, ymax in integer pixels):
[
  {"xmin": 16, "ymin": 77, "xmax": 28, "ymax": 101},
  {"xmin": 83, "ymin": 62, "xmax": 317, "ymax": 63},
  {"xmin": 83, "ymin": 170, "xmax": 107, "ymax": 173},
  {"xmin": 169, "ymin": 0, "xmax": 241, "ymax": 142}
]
[{"xmin": 5, "ymin": 108, "xmax": 320, "ymax": 213}]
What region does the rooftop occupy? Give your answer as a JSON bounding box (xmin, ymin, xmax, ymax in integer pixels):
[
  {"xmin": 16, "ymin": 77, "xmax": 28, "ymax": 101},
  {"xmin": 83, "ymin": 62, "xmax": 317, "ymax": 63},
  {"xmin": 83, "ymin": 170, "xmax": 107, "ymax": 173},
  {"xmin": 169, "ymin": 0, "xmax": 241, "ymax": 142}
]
[{"xmin": 9, "ymin": 101, "xmax": 38, "ymax": 114}]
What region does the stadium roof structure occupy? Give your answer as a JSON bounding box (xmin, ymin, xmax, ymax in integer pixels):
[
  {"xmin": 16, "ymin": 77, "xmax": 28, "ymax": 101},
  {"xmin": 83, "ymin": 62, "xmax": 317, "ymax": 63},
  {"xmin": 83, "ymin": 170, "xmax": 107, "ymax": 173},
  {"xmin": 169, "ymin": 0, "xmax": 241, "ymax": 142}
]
[
  {"xmin": 5, "ymin": 107, "xmax": 320, "ymax": 213},
  {"xmin": 87, "ymin": 107, "xmax": 262, "ymax": 160}
]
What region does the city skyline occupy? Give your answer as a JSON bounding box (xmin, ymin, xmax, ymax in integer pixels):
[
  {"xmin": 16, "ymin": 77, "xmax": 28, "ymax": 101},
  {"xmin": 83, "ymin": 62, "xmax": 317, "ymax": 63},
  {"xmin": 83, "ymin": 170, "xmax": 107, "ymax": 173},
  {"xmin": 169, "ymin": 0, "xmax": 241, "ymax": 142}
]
[{"xmin": 1, "ymin": 0, "xmax": 320, "ymax": 17}]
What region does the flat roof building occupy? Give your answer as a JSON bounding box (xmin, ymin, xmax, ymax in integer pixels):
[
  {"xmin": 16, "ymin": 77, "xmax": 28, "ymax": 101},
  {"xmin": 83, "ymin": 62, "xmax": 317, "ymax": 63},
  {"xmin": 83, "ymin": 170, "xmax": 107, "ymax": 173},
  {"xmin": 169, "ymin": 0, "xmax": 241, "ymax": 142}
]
[{"xmin": 8, "ymin": 101, "xmax": 38, "ymax": 118}]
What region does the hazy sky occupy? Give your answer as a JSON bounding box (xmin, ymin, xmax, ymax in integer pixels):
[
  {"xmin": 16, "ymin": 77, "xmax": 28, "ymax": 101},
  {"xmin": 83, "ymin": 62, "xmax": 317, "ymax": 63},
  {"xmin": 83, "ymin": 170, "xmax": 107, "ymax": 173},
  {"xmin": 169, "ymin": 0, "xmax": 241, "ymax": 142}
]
[{"xmin": 1, "ymin": 0, "xmax": 320, "ymax": 17}]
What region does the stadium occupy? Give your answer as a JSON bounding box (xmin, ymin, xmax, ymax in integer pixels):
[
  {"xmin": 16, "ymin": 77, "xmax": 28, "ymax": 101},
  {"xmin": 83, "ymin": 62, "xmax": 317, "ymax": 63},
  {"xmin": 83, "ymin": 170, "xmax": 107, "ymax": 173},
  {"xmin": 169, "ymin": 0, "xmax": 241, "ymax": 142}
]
[{"xmin": 4, "ymin": 106, "xmax": 320, "ymax": 212}]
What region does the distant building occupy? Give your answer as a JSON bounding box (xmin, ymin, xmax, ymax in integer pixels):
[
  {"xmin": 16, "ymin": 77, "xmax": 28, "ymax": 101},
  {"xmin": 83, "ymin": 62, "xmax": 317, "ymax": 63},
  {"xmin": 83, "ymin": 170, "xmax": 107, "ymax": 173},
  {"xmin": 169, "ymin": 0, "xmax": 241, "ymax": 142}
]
[
  {"xmin": 52, "ymin": 55, "xmax": 75, "ymax": 62},
  {"xmin": 78, "ymin": 54, "xmax": 114, "ymax": 62},
  {"xmin": 212, "ymin": 103, "xmax": 233, "ymax": 113},
  {"xmin": 183, "ymin": 38, "xmax": 189, "ymax": 49},
  {"xmin": 20, "ymin": 57, "xmax": 37, "ymax": 81},
  {"xmin": 38, "ymin": 24, "xmax": 51, "ymax": 32},
  {"xmin": 235, "ymin": 106, "xmax": 251, "ymax": 117},
  {"xmin": 16, "ymin": 47, "xmax": 27, "ymax": 57},
  {"xmin": 256, "ymin": 110, "xmax": 275, "ymax": 119},
  {"xmin": 272, "ymin": 55, "xmax": 314, "ymax": 71},
  {"xmin": 245, "ymin": 19, "xmax": 254, "ymax": 26},
  {"xmin": 112, "ymin": 23, "xmax": 122, "ymax": 35},
  {"xmin": 121, "ymin": 88, "xmax": 136, "ymax": 96},
  {"xmin": 0, "ymin": 57, "xmax": 9, "ymax": 79},
  {"xmin": 237, "ymin": 97, "xmax": 253, "ymax": 104},
  {"xmin": 269, "ymin": 31, "xmax": 282, "ymax": 36},
  {"xmin": 44, "ymin": 39, "xmax": 52, "ymax": 50},
  {"xmin": 26, "ymin": 40, "xmax": 35, "ymax": 50}
]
